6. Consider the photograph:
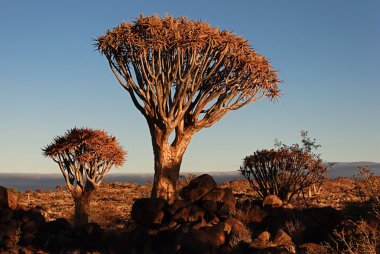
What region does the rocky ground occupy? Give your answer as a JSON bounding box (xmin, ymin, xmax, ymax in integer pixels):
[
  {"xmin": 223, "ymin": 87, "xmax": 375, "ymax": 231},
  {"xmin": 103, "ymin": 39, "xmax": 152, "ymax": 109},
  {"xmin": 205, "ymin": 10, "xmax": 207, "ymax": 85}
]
[
  {"xmin": 0, "ymin": 175, "xmax": 377, "ymax": 253},
  {"xmin": 16, "ymin": 176, "xmax": 361, "ymax": 229}
]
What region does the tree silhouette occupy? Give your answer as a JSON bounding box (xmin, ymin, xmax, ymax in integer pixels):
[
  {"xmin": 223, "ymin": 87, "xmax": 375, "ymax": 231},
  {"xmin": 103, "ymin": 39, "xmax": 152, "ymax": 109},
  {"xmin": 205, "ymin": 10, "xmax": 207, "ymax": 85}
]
[
  {"xmin": 96, "ymin": 15, "xmax": 280, "ymax": 201},
  {"xmin": 43, "ymin": 128, "xmax": 126, "ymax": 226}
]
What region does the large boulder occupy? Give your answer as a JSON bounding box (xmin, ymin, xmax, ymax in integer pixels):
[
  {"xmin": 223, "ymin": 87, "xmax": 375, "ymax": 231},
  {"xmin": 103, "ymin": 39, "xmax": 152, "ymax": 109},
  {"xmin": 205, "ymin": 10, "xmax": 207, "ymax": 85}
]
[
  {"xmin": 204, "ymin": 223, "xmax": 226, "ymax": 247},
  {"xmin": 202, "ymin": 188, "xmax": 235, "ymax": 203},
  {"xmin": 0, "ymin": 186, "xmax": 19, "ymax": 210},
  {"xmin": 179, "ymin": 174, "xmax": 217, "ymax": 203},
  {"xmin": 224, "ymin": 217, "xmax": 252, "ymax": 248},
  {"xmin": 131, "ymin": 198, "xmax": 168, "ymax": 227},
  {"xmin": 263, "ymin": 195, "xmax": 283, "ymax": 208},
  {"xmin": 273, "ymin": 229, "xmax": 292, "ymax": 246},
  {"xmin": 179, "ymin": 229, "xmax": 215, "ymax": 254}
]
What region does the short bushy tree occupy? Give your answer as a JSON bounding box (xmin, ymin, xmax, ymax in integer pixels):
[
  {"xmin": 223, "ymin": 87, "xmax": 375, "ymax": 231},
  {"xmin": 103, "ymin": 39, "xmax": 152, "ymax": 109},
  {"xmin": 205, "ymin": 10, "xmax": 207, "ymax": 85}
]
[
  {"xmin": 240, "ymin": 131, "xmax": 327, "ymax": 202},
  {"xmin": 96, "ymin": 15, "xmax": 280, "ymax": 201},
  {"xmin": 43, "ymin": 127, "xmax": 126, "ymax": 226}
]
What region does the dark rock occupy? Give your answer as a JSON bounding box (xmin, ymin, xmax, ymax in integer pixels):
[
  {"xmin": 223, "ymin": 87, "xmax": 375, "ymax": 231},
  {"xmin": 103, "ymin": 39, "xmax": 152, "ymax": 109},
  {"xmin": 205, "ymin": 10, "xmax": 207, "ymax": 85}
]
[
  {"xmin": 22, "ymin": 208, "xmax": 45, "ymax": 225},
  {"xmin": 251, "ymin": 231, "xmax": 271, "ymax": 248},
  {"xmin": 40, "ymin": 218, "xmax": 72, "ymax": 234},
  {"xmin": 202, "ymin": 200, "xmax": 218, "ymax": 214},
  {"xmin": 0, "ymin": 186, "xmax": 19, "ymax": 210},
  {"xmin": 225, "ymin": 217, "xmax": 252, "ymax": 247},
  {"xmin": 204, "ymin": 223, "xmax": 226, "ymax": 247},
  {"xmin": 188, "ymin": 204, "xmax": 205, "ymax": 222},
  {"xmin": 217, "ymin": 201, "xmax": 236, "ymax": 219},
  {"xmin": 131, "ymin": 198, "xmax": 167, "ymax": 227},
  {"xmin": 1, "ymin": 208, "xmax": 13, "ymax": 223},
  {"xmin": 202, "ymin": 188, "xmax": 226, "ymax": 202},
  {"xmin": 223, "ymin": 188, "xmax": 235, "ymax": 204},
  {"xmin": 263, "ymin": 195, "xmax": 283, "ymax": 208},
  {"xmin": 168, "ymin": 199, "xmax": 187, "ymax": 215},
  {"xmin": 22, "ymin": 220, "xmax": 39, "ymax": 235},
  {"xmin": 150, "ymin": 229, "xmax": 181, "ymax": 253},
  {"xmin": 273, "ymin": 229, "xmax": 292, "ymax": 245},
  {"xmin": 192, "ymin": 217, "xmax": 208, "ymax": 230},
  {"xmin": 173, "ymin": 206, "xmax": 190, "ymax": 224},
  {"xmin": 179, "ymin": 174, "xmax": 217, "ymax": 203},
  {"xmin": 20, "ymin": 232, "xmax": 35, "ymax": 246},
  {"xmin": 298, "ymin": 243, "xmax": 326, "ymax": 253},
  {"xmin": 179, "ymin": 229, "xmax": 215, "ymax": 254}
]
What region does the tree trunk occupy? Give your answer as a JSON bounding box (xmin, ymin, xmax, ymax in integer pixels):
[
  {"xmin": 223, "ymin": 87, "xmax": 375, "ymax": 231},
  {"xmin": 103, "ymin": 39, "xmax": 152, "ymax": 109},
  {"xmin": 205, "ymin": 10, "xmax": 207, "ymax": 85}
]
[
  {"xmin": 149, "ymin": 124, "xmax": 192, "ymax": 202},
  {"xmin": 73, "ymin": 184, "xmax": 94, "ymax": 227}
]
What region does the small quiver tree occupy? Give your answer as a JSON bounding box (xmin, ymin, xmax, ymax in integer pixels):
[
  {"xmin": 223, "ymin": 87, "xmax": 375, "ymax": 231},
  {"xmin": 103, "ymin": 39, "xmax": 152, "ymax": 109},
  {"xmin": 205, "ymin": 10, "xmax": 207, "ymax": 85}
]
[
  {"xmin": 43, "ymin": 128, "xmax": 126, "ymax": 227},
  {"xmin": 96, "ymin": 15, "xmax": 280, "ymax": 201},
  {"xmin": 240, "ymin": 131, "xmax": 327, "ymax": 202}
]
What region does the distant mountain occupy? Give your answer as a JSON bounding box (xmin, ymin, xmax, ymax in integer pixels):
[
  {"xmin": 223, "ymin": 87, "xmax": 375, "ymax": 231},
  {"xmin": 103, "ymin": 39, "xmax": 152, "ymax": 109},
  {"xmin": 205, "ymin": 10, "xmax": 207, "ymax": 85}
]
[
  {"xmin": 326, "ymin": 162, "xmax": 380, "ymax": 178},
  {"xmin": 0, "ymin": 162, "xmax": 379, "ymax": 191}
]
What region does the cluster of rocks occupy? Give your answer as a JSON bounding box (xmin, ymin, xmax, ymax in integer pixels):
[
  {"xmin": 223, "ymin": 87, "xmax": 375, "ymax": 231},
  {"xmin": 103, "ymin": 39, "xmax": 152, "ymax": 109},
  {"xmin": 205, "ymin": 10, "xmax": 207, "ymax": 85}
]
[
  {"xmin": 0, "ymin": 186, "xmax": 107, "ymax": 253},
  {"xmin": 0, "ymin": 175, "xmax": 345, "ymax": 253},
  {"xmin": 124, "ymin": 174, "xmax": 341, "ymax": 253}
]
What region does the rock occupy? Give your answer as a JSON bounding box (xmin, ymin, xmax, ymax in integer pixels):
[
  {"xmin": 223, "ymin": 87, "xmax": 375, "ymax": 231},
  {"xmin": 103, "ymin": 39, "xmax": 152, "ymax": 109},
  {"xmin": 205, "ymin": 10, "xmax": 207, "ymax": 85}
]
[
  {"xmin": 202, "ymin": 188, "xmax": 236, "ymax": 204},
  {"xmin": 298, "ymin": 243, "xmax": 326, "ymax": 253},
  {"xmin": 131, "ymin": 198, "xmax": 167, "ymax": 227},
  {"xmin": 41, "ymin": 218, "xmax": 72, "ymax": 234},
  {"xmin": 273, "ymin": 229, "xmax": 292, "ymax": 246},
  {"xmin": 173, "ymin": 206, "xmax": 190, "ymax": 224},
  {"xmin": 217, "ymin": 201, "xmax": 236, "ymax": 219},
  {"xmin": 179, "ymin": 229, "xmax": 215, "ymax": 254},
  {"xmin": 179, "ymin": 174, "xmax": 217, "ymax": 203},
  {"xmin": 257, "ymin": 231, "xmax": 271, "ymax": 243},
  {"xmin": 1, "ymin": 208, "xmax": 13, "ymax": 223},
  {"xmin": 202, "ymin": 200, "xmax": 218, "ymax": 214},
  {"xmin": 22, "ymin": 208, "xmax": 46, "ymax": 225},
  {"xmin": 251, "ymin": 231, "xmax": 271, "ymax": 248},
  {"xmin": 246, "ymin": 205, "xmax": 268, "ymax": 223},
  {"xmin": 254, "ymin": 246, "xmax": 295, "ymax": 254},
  {"xmin": 225, "ymin": 217, "xmax": 252, "ymax": 247},
  {"xmin": 201, "ymin": 188, "xmax": 225, "ymax": 202},
  {"xmin": 188, "ymin": 204, "xmax": 205, "ymax": 222},
  {"xmin": 20, "ymin": 232, "xmax": 35, "ymax": 246},
  {"xmin": 22, "ymin": 220, "xmax": 39, "ymax": 235},
  {"xmin": 192, "ymin": 217, "xmax": 208, "ymax": 230},
  {"xmin": 282, "ymin": 203, "xmax": 294, "ymax": 209},
  {"xmin": 167, "ymin": 199, "xmax": 187, "ymax": 215},
  {"xmin": 0, "ymin": 186, "xmax": 19, "ymax": 210},
  {"xmin": 204, "ymin": 223, "xmax": 226, "ymax": 247},
  {"xmin": 263, "ymin": 195, "xmax": 283, "ymax": 208}
]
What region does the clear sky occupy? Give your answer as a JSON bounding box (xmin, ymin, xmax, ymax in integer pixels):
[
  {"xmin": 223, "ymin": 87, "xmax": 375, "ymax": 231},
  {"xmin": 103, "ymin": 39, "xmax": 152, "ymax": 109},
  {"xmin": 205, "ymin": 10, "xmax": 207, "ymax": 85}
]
[{"xmin": 0, "ymin": 0, "xmax": 379, "ymax": 174}]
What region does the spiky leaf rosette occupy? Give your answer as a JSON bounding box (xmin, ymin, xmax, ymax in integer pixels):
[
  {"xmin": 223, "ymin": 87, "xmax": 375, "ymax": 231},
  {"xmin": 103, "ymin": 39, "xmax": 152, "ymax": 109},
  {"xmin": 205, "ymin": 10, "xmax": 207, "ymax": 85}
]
[{"xmin": 96, "ymin": 15, "xmax": 280, "ymax": 131}]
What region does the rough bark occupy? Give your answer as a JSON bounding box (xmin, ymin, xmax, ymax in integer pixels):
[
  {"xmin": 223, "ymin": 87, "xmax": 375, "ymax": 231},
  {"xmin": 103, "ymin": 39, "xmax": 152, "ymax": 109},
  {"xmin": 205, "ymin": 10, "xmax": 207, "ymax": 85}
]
[
  {"xmin": 73, "ymin": 183, "xmax": 94, "ymax": 227},
  {"xmin": 149, "ymin": 123, "xmax": 191, "ymax": 202}
]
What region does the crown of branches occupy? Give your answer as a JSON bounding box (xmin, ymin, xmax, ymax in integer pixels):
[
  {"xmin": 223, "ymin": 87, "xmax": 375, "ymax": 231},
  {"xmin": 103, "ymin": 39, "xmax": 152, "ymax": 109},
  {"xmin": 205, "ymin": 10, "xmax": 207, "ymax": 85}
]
[
  {"xmin": 96, "ymin": 15, "xmax": 280, "ymax": 100},
  {"xmin": 43, "ymin": 127, "xmax": 126, "ymax": 166}
]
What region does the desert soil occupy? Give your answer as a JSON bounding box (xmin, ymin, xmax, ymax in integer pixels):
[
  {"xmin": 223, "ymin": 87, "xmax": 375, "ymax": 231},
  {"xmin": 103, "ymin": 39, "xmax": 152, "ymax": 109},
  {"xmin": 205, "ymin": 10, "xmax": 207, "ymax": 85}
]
[{"xmin": 16, "ymin": 177, "xmax": 361, "ymax": 230}]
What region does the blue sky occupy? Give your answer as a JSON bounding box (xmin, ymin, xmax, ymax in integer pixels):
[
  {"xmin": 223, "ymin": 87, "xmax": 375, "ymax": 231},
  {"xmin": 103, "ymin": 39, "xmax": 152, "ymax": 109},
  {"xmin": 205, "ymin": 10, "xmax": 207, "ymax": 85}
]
[{"xmin": 0, "ymin": 0, "xmax": 379, "ymax": 174}]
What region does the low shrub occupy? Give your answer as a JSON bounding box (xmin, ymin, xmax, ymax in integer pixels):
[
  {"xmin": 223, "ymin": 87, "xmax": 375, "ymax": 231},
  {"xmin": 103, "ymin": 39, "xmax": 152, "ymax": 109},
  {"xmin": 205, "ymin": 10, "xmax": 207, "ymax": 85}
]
[
  {"xmin": 240, "ymin": 131, "xmax": 328, "ymax": 202},
  {"xmin": 354, "ymin": 166, "xmax": 380, "ymax": 219},
  {"xmin": 325, "ymin": 220, "xmax": 379, "ymax": 254}
]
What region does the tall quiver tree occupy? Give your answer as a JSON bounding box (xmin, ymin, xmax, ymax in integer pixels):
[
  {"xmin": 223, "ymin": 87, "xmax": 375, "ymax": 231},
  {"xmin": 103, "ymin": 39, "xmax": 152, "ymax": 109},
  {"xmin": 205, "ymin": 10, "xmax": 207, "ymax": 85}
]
[
  {"xmin": 43, "ymin": 128, "xmax": 126, "ymax": 226},
  {"xmin": 96, "ymin": 15, "xmax": 280, "ymax": 201}
]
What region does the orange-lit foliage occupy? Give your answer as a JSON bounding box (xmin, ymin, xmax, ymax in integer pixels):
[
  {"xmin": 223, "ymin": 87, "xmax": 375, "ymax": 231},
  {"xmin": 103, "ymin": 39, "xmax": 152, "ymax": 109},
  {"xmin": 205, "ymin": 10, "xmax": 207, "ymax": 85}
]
[
  {"xmin": 43, "ymin": 127, "xmax": 126, "ymax": 226},
  {"xmin": 240, "ymin": 132, "xmax": 327, "ymax": 202},
  {"xmin": 96, "ymin": 15, "xmax": 280, "ymax": 201},
  {"xmin": 43, "ymin": 128, "xmax": 126, "ymax": 191},
  {"xmin": 96, "ymin": 15, "xmax": 280, "ymax": 126}
]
